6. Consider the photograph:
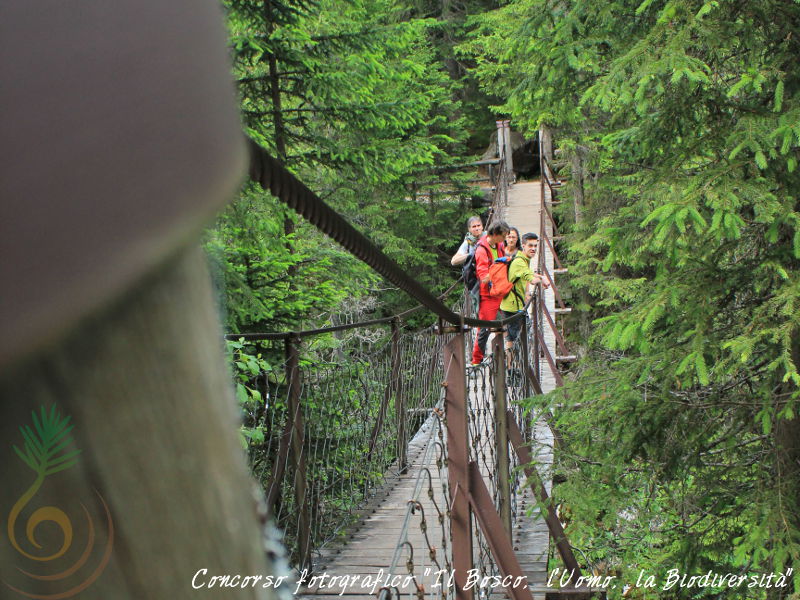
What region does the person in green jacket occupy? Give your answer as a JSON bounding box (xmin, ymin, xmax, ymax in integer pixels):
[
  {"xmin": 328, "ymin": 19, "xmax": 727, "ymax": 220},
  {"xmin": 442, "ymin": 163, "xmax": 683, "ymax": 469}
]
[{"xmin": 498, "ymin": 232, "xmax": 549, "ymax": 360}]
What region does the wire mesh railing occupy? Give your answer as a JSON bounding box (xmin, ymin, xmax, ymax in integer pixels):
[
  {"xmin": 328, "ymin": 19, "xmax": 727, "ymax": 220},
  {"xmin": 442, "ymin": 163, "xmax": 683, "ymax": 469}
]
[
  {"xmin": 374, "ymin": 368, "xmax": 452, "ymax": 600},
  {"xmin": 234, "ymin": 324, "xmax": 451, "ymax": 573}
]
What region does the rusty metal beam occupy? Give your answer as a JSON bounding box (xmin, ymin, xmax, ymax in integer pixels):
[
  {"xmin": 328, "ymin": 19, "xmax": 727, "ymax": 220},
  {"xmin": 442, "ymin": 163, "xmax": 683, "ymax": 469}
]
[
  {"xmin": 541, "ymin": 230, "xmax": 564, "ymax": 270},
  {"xmin": 542, "ymin": 200, "xmax": 560, "ymax": 237},
  {"xmin": 542, "ymin": 300, "xmax": 570, "ymax": 357},
  {"xmin": 541, "ymin": 262, "xmax": 566, "ymax": 310},
  {"xmin": 444, "ymin": 335, "xmax": 474, "ymax": 600},
  {"xmin": 525, "ymin": 363, "xmax": 545, "ymax": 397},
  {"xmin": 533, "ymin": 323, "xmax": 564, "ymax": 387},
  {"xmin": 367, "ymin": 371, "xmax": 391, "ymax": 463},
  {"xmin": 492, "ymin": 334, "xmax": 512, "ymax": 535},
  {"xmin": 265, "ymin": 406, "xmax": 293, "ymax": 512},
  {"xmin": 507, "ymin": 412, "xmax": 581, "ymax": 577},
  {"xmin": 467, "ymin": 461, "xmax": 534, "ymax": 600}
]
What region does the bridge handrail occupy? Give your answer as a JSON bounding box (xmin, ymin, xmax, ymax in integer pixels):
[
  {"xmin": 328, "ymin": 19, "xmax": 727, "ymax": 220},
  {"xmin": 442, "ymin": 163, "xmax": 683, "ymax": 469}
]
[{"xmin": 225, "ymin": 279, "xmax": 463, "ymax": 342}]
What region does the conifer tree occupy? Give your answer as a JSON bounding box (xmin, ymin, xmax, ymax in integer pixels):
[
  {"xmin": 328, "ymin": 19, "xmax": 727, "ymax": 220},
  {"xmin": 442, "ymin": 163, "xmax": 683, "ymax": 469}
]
[
  {"xmin": 211, "ymin": 0, "xmax": 480, "ymax": 331},
  {"xmin": 466, "ymin": 0, "xmax": 800, "ymax": 592}
]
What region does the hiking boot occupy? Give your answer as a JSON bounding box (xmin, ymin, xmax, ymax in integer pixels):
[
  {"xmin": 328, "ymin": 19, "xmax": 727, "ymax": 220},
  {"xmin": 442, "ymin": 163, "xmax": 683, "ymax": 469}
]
[{"xmin": 467, "ymin": 359, "xmax": 490, "ymax": 375}]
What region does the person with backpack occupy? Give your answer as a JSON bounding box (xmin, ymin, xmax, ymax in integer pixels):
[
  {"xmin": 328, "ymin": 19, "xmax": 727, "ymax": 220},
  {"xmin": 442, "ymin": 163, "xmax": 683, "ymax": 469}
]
[
  {"xmin": 453, "ymin": 216, "xmax": 485, "ymax": 316},
  {"xmin": 451, "ymin": 216, "xmax": 484, "ymax": 266},
  {"xmin": 498, "ymin": 232, "xmax": 549, "ymax": 360},
  {"xmin": 471, "ymin": 220, "xmax": 510, "ymax": 365}
]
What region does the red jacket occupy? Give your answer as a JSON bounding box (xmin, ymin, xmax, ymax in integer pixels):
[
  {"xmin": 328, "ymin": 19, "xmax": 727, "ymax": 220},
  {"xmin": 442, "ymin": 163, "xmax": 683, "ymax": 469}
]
[{"xmin": 475, "ymin": 236, "xmax": 505, "ymax": 296}]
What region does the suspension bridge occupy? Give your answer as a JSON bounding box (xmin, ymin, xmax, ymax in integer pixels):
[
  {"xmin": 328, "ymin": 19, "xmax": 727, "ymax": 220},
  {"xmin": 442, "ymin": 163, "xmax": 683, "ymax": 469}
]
[{"xmin": 238, "ymin": 132, "xmax": 602, "ymax": 600}]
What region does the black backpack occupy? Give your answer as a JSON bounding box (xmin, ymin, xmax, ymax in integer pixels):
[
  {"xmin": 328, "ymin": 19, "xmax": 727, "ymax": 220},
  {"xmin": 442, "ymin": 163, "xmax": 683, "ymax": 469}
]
[{"xmin": 462, "ymin": 245, "xmax": 488, "ymax": 294}]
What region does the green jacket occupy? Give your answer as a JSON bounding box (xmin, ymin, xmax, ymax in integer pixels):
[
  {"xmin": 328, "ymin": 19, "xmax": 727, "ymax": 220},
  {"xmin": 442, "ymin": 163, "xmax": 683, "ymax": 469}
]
[{"xmin": 499, "ymin": 251, "xmax": 533, "ymax": 312}]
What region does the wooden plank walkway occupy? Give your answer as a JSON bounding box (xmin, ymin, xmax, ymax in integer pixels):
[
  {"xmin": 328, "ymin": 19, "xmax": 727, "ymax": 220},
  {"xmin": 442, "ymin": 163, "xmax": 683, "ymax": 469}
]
[
  {"xmin": 299, "ymin": 416, "xmax": 450, "ymax": 599},
  {"xmin": 298, "ymin": 180, "xmax": 559, "ymax": 600}
]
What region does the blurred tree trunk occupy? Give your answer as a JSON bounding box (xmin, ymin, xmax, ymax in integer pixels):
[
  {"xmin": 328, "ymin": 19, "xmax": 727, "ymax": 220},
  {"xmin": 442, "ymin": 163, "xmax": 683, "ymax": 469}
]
[{"xmin": 0, "ymin": 247, "xmax": 285, "ymax": 599}]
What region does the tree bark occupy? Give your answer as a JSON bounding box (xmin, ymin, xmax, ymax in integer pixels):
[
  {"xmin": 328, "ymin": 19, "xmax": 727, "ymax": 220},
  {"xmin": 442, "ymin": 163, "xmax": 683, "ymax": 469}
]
[
  {"xmin": 775, "ymin": 332, "xmax": 800, "ymax": 548},
  {"xmin": 570, "ymin": 146, "xmax": 586, "ymax": 225},
  {"xmin": 0, "ymin": 247, "xmax": 285, "ymax": 599},
  {"xmin": 264, "ymin": 1, "xmax": 297, "ymax": 282}
]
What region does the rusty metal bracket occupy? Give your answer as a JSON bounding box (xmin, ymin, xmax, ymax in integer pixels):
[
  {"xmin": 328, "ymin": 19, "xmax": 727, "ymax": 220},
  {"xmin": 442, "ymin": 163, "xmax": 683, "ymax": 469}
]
[{"xmin": 466, "ymin": 461, "xmax": 534, "ymax": 600}]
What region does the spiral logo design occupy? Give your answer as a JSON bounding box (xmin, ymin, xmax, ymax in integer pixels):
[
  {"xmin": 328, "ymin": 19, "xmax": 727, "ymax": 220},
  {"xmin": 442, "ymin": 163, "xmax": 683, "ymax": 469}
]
[{"xmin": 4, "ymin": 406, "xmax": 114, "ymax": 599}]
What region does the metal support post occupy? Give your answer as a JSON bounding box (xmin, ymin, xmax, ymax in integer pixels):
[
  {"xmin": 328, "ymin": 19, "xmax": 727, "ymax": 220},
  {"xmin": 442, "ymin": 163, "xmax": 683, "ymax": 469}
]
[
  {"xmin": 495, "ymin": 120, "xmax": 505, "ymax": 163},
  {"xmin": 443, "ymin": 334, "xmax": 474, "ymax": 600},
  {"xmin": 390, "ymin": 318, "xmax": 406, "ymax": 472},
  {"xmin": 532, "ymin": 290, "xmax": 541, "ymax": 384},
  {"xmin": 519, "ymin": 317, "xmax": 535, "ymax": 438},
  {"xmin": 502, "ymin": 120, "xmax": 513, "ymax": 183},
  {"xmin": 492, "ymin": 334, "xmax": 512, "ymax": 536},
  {"xmin": 520, "ymin": 317, "xmax": 531, "ymax": 399},
  {"xmin": 286, "ymin": 334, "xmax": 312, "ymax": 575}
]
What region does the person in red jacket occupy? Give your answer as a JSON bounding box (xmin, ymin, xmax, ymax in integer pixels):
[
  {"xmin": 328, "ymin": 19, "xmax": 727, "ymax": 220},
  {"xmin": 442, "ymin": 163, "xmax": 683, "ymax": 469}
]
[{"xmin": 472, "ymin": 220, "xmax": 510, "ymax": 365}]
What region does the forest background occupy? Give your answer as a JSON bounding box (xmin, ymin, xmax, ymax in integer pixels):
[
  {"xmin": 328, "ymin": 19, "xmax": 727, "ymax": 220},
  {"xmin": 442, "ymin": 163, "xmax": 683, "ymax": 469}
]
[{"xmin": 209, "ymin": 0, "xmax": 800, "ymax": 598}]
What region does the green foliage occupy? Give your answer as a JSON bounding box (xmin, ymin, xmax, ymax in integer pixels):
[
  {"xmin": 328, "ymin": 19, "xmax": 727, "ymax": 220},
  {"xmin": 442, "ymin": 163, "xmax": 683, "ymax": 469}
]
[
  {"xmin": 467, "ymin": 0, "xmax": 800, "ymax": 594},
  {"xmin": 205, "ymin": 184, "xmax": 380, "ymax": 332},
  {"xmin": 209, "ymin": 0, "xmax": 491, "ymax": 334},
  {"xmin": 227, "ymin": 338, "xmax": 275, "ymax": 449}
]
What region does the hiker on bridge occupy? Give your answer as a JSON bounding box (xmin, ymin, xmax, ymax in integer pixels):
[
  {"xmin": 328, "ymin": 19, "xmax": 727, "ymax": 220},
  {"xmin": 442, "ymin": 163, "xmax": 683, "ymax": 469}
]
[
  {"xmin": 498, "ymin": 232, "xmax": 548, "ymax": 361},
  {"xmin": 504, "ymin": 227, "xmax": 521, "ymax": 258},
  {"xmin": 450, "ymin": 216, "xmax": 484, "ymax": 266},
  {"xmin": 472, "ymin": 220, "xmax": 510, "ymax": 365}
]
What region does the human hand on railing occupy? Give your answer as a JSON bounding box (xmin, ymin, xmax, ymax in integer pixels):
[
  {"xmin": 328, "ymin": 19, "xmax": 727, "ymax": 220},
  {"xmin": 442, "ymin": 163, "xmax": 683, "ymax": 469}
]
[{"xmin": 533, "ymin": 272, "xmax": 550, "ymax": 289}]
